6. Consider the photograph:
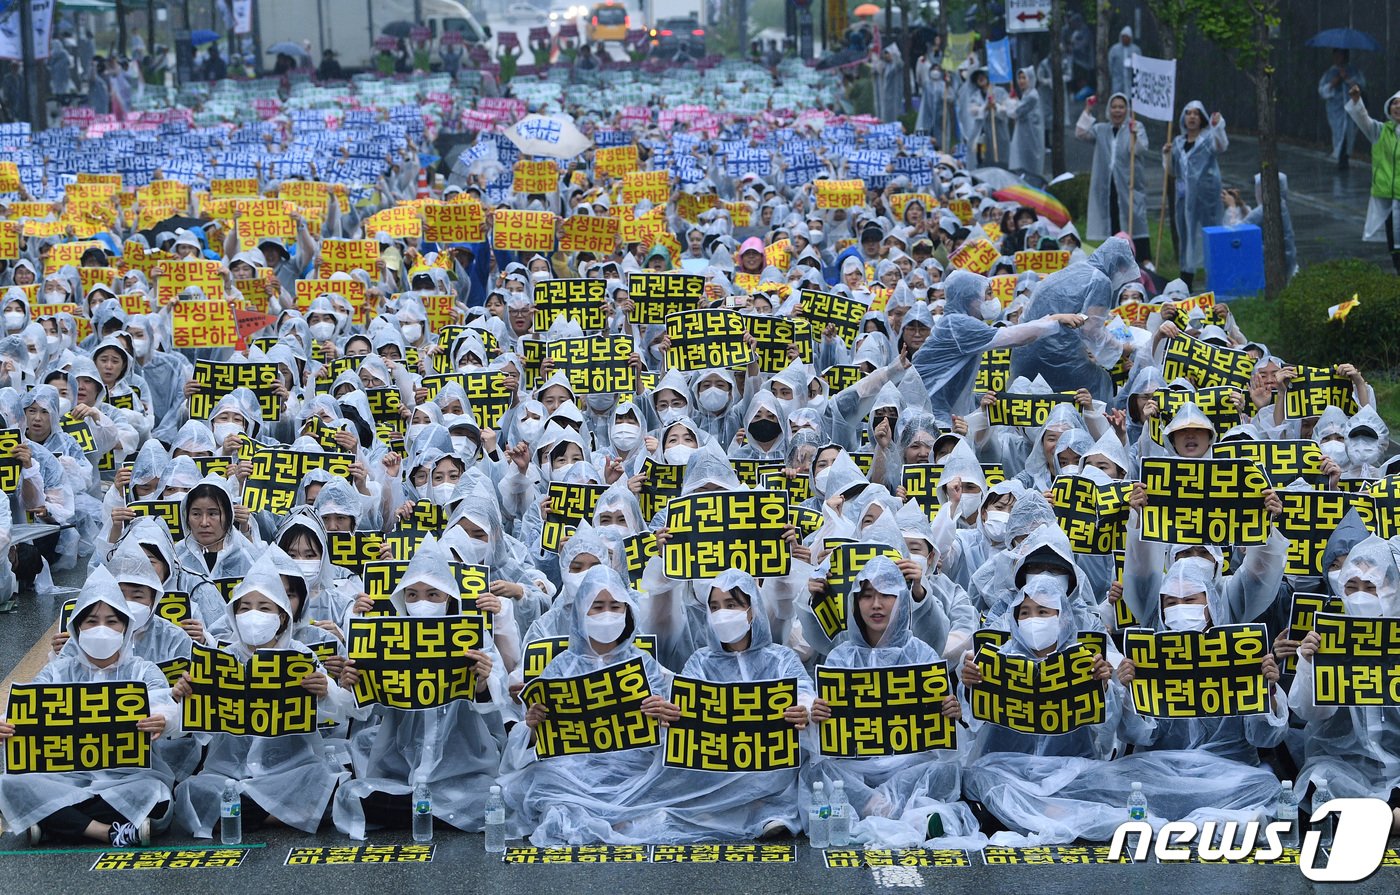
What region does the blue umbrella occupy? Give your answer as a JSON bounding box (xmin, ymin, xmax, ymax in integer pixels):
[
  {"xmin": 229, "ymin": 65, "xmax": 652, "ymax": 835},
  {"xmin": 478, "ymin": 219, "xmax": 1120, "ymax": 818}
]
[
  {"xmin": 1305, "ymin": 28, "xmax": 1380, "ymax": 52},
  {"xmin": 190, "ymin": 29, "xmax": 220, "ymax": 46}
]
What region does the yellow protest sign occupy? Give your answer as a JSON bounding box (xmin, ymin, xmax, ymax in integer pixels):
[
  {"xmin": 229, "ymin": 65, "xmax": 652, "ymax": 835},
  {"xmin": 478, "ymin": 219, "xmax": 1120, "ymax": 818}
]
[
  {"xmin": 560, "ymin": 214, "xmax": 618, "ymax": 254},
  {"xmin": 492, "ymin": 209, "xmax": 556, "ymax": 253},
  {"xmin": 724, "ymin": 201, "xmax": 753, "ymax": 227},
  {"xmin": 988, "ymin": 274, "xmax": 1018, "ymax": 306},
  {"xmin": 364, "ymin": 206, "xmax": 422, "ymax": 240},
  {"xmin": 156, "ymin": 260, "xmax": 225, "ymax": 305},
  {"xmin": 171, "ymin": 299, "xmax": 237, "ymax": 348},
  {"xmin": 594, "ymin": 145, "xmax": 640, "ymax": 178},
  {"xmin": 137, "ymin": 179, "xmax": 190, "ymax": 207},
  {"xmin": 7, "ymin": 201, "xmax": 53, "ymax": 219},
  {"xmin": 422, "ymin": 200, "xmax": 485, "ymax": 243},
  {"xmin": 889, "ymin": 192, "xmax": 939, "ymax": 219},
  {"xmin": 209, "ymin": 178, "xmax": 261, "ymax": 200},
  {"xmin": 235, "ymin": 199, "xmax": 297, "ymax": 251},
  {"xmin": 622, "ymin": 170, "xmax": 669, "ymax": 205},
  {"xmin": 48, "ymin": 241, "xmax": 104, "ymax": 267},
  {"xmin": 0, "ymin": 221, "xmax": 19, "ymax": 258},
  {"xmin": 80, "ymin": 266, "xmax": 119, "ymax": 295},
  {"xmin": 947, "ymin": 198, "xmax": 974, "ymax": 224},
  {"xmin": 318, "ymin": 239, "xmax": 380, "ymax": 276},
  {"xmin": 77, "ymin": 173, "xmax": 122, "ymax": 187},
  {"xmin": 513, "ymin": 160, "xmax": 559, "ymax": 194},
  {"xmin": 0, "ymin": 163, "xmax": 19, "ymax": 193},
  {"xmin": 815, "ymin": 179, "xmax": 866, "ymax": 209},
  {"xmin": 296, "ymin": 278, "xmax": 369, "ymax": 326},
  {"xmin": 615, "ymin": 206, "xmax": 665, "ymax": 244},
  {"xmin": 1014, "ymin": 250, "xmax": 1070, "ymax": 275},
  {"xmin": 949, "ymin": 238, "xmax": 1000, "ymax": 274}
]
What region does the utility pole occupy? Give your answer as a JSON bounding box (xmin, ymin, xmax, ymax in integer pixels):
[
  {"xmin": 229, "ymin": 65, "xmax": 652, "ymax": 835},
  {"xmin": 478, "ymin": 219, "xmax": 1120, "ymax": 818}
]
[
  {"xmin": 19, "ymin": 0, "xmax": 45, "ymax": 131},
  {"xmin": 1049, "ymin": 0, "xmax": 1065, "ymax": 172}
]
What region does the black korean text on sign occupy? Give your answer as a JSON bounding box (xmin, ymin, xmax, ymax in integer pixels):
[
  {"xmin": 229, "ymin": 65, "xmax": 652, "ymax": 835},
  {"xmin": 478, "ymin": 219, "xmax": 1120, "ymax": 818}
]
[
  {"xmin": 519, "ymin": 657, "xmax": 659, "ymax": 759},
  {"xmin": 817, "ymin": 662, "xmax": 957, "ymax": 757},
  {"xmin": 5, "ymin": 682, "xmax": 150, "ymax": 774},
  {"xmin": 664, "ymin": 677, "xmax": 800, "ymax": 772},
  {"xmin": 663, "ymin": 490, "xmax": 791, "ymax": 579},
  {"xmin": 970, "ymin": 644, "xmax": 1105, "ymax": 735},
  {"xmin": 347, "ymin": 615, "xmax": 487, "ymax": 710},
  {"xmin": 1139, "ymin": 457, "xmax": 1271, "ymax": 546},
  {"xmin": 1123, "ymin": 624, "xmax": 1270, "ymax": 718},
  {"xmin": 181, "ymin": 644, "xmax": 316, "ymax": 737}
]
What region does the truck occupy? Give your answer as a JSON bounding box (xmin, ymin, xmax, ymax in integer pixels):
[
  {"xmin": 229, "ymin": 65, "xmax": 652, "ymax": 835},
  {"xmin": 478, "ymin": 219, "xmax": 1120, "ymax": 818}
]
[{"xmin": 256, "ymin": 0, "xmax": 492, "ymax": 72}]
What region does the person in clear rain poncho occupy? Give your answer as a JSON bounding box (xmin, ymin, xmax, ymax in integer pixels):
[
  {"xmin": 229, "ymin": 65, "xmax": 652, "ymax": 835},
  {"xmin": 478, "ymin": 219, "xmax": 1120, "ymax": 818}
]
[
  {"xmin": 0, "ymin": 568, "xmax": 179, "ymax": 845},
  {"xmin": 499, "ymin": 566, "xmax": 677, "ymax": 845},
  {"xmin": 1109, "ymin": 557, "xmax": 1286, "ymax": 827},
  {"xmin": 171, "ymin": 554, "xmax": 354, "ymax": 837},
  {"xmin": 912, "ymin": 269, "xmax": 1086, "ymax": 421},
  {"xmin": 959, "ymin": 555, "xmax": 1125, "ymax": 844},
  {"xmin": 808, "ymin": 557, "xmax": 981, "ymax": 847},
  {"xmin": 1076, "ymin": 95, "xmax": 1152, "ymax": 259},
  {"xmin": 333, "ymin": 535, "xmax": 507, "ymax": 840},
  {"xmin": 1010, "ymin": 238, "xmax": 1140, "ymax": 402},
  {"xmin": 642, "ymin": 569, "xmax": 814, "ymax": 841},
  {"xmin": 1290, "ymin": 536, "xmax": 1400, "ymax": 834},
  {"xmin": 1164, "ymin": 101, "xmax": 1228, "ymax": 289}
]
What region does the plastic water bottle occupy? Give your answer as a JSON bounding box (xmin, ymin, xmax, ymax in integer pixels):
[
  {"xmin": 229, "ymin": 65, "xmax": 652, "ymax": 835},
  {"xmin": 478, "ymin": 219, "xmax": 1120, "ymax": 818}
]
[
  {"xmin": 808, "ymin": 781, "xmax": 830, "ymax": 849},
  {"xmin": 1274, "ymin": 780, "xmax": 1299, "ymax": 848},
  {"xmin": 1127, "ymin": 781, "xmax": 1148, "ymax": 821},
  {"xmin": 484, "ymin": 785, "xmax": 506, "ymax": 853},
  {"xmin": 1312, "ymin": 778, "xmax": 1335, "ymax": 847},
  {"xmin": 412, "ymin": 780, "xmax": 433, "ymax": 842},
  {"xmin": 220, "ymin": 781, "xmax": 242, "ymax": 845},
  {"xmin": 828, "ymin": 780, "xmax": 851, "ymax": 847}
]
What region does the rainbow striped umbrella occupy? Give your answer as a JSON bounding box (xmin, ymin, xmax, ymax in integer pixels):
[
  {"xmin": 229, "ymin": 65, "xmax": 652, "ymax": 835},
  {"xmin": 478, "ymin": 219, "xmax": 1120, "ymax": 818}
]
[{"xmin": 992, "ymin": 184, "xmax": 1072, "ymax": 227}]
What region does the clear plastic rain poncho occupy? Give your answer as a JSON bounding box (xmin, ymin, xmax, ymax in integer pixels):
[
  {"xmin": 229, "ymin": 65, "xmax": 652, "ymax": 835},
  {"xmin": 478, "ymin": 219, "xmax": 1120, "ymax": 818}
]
[
  {"xmin": 0, "ymin": 568, "xmax": 180, "ymax": 830},
  {"xmin": 961, "ymin": 565, "xmax": 1131, "ymax": 845},
  {"xmin": 641, "ymin": 569, "xmax": 814, "ymax": 842},
  {"xmin": 172, "ymin": 555, "xmax": 353, "ymax": 837},
  {"xmin": 497, "ymin": 566, "xmax": 674, "ymax": 845},
  {"xmin": 1010, "ymin": 238, "xmax": 1140, "ymax": 401},
  {"xmin": 1290, "ymin": 535, "xmax": 1400, "ymax": 801},
  {"xmin": 333, "ymin": 535, "xmax": 508, "ymax": 840},
  {"xmin": 806, "ymin": 557, "xmax": 980, "ymax": 846},
  {"xmin": 1099, "ymin": 557, "xmax": 1284, "ymax": 827}
]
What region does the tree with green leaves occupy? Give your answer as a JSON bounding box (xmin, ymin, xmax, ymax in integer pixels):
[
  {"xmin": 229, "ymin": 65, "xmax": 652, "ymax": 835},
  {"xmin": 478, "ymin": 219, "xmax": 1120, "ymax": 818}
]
[
  {"xmin": 1143, "ymin": 0, "xmax": 1190, "ymax": 58},
  {"xmin": 1183, "ymin": 0, "xmax": 1287, "ymax": 297}
]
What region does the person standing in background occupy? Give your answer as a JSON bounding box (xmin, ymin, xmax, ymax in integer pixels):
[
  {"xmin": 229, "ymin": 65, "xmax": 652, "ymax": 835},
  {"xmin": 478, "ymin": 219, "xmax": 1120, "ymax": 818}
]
[
  {"xmin": 1108, "ymin": 27, "xmax": 1141, "ymax": 98},
  {"xmin": 1319, "ymin": 49, "xmax": 1365, "ymax": 170}
]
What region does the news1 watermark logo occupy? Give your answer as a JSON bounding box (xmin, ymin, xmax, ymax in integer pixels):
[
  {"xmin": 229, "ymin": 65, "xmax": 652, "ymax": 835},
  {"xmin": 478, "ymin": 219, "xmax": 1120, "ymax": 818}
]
[{"xmin": 1108, "ymin": 798, "xmax": 1392, "ymax": 881}]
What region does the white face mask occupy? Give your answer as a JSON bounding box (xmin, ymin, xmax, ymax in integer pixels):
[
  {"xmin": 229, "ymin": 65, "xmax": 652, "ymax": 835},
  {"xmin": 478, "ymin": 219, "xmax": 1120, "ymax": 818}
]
[
  {"xmin": 80, "ymin": 624, "xmax": 124, "ymax": 660},
  {"xmin": 1162, "ymin": 603, "xmax": 1209, "ymax": 631},
  {"xmin": 585, "ymin": 393, "xmax": 616, "ymax": 413},
  {"xmin": 982, "ymin": 509, "xmax": 1010, "ymax": 543},
  {"xmin": 813, "ymin": 467, "xmax": 833, "ymax": 493},
  {"xmin": 549, "ymin": 460, "xmax": 578, "ymax": 481},
  {"xmin": 1017, "ymin": 615, "xmax": 1059, "ymax": 651},
  {"xmin": 293, "ymin": 558, "xmax": 321, "ymax": 579},
  {"xmin": 456, "ymin": 536, "xmax": 490, "ymax": 564},
  {"xmin": 236, "ymin": 609, "xmax": 283, "ymax": 646},
  {"xmin": 584, "ymin": 609, "xmax": 628, "ymax": 644},
  {"xmin": 431, "ymin": 482, "xmax": 457, "ymax": 505},
  {"xmin": 401, "ymin": 323, "xmax": 423, "ymax": 344},
  {"xmin": 405, "ymin": 599, "xmax": 448, "ymax": 617},
  {"xmin": 213, "ymin": 422, "xmax": 242, "ymax": 443},
  {"xmin": 1343, "ymin": 590, "xmax": 1384, "ymax": 617},
  {"xmin": 529, "ymin": 270, "xmax": 550, "ymax": 284},
  {"xmin": 129, "ymin": 336, "xmax": 149, "ymax": 358},
  {"xmin": 517, "ymin": 417, "xmax": 545, "ymax": 443},
  {"xmin": 598, "ymin": 522, "xmax": 629, "ymax": 541},
  {"xmin": 451, "ymin": 435, "xmax": 472, "ymax": 455},
  {"xmin": 58, "ymin": 396, "xmax": 72, "ymax": 415},
  {"xmin": 562, "ymin": 569, "xmax": 588, "ymax": 595},
  {"xmin": 981, "ymin": 298, "xmax": 1002, "ymax": 321},
  {"xmin": 3, "ymin": 311, "xmax": 24, "ymax": 330},
  {"xmin": 664, "ymin": 444, "xmax": 695, "ymax": 465},
  {"xmin": 709, "ymin": 607, "xmax": 752, "ymax": 644},
  {"xmin": 697, "ymin": 386, "xmax": 729, "ymax": 412},
  {"xmin": 407, "ymin": 423, "xmax": 428, "ymax": 439},
  {"xmin": 1328, "ymin": 569, "xmax": 1347, "ymax": 595},
  {"xmin": 124, "ymin": 602, "xmax": 153, "ymax": 632},
  {"xmin": 611, "ymin": 423, "xmax": 641, "ymax": 451},
  {"xmin": 958, "ymin": 490, "xmax": 983, "ymax": 519},
  {"xmin": 1025, "ymin": 571, "xmax": 1071, "ymax": 602},
  {"xmin": 1348, "ymin": 436, "xmax": 1383, "ymax": 466},
  {"xmin": 1318, "ymin": 440, "xmax": 1348, "ymax": 465},
  {"xmin": 46, "ymin": 334, "xmax": 60, "ymax": 347},
  {"xmin": 309, "ymin": 322, "xmax": 336, "ymax": 341}
]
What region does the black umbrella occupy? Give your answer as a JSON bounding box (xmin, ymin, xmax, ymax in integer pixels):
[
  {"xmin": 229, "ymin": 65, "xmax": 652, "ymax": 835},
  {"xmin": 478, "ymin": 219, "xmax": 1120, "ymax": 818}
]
[
  {"xmin": 138, "ymin": 214, "xmax": 209, "ymax": 246},
  {"xmin": 380, "ymin": 21, "xmax": 415, "ymax": 39}
]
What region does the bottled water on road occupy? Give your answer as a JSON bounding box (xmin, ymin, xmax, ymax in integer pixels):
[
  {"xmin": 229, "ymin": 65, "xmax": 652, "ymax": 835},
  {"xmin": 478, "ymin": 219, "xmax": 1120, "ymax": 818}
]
[
  {"xmin": 485, "ymin": 785, "xmax": 506, "ymax": 853},
  {"xmin": 220, "ymin": 780, "xmax": 242, "ymax": 845},
  {"xmin": 1312, "ymin": 778, "xmax": 1335, "ymax": 847},
  {"xmin": 413, "ymin": 781, "xmax": 433, "ymax": 843},
  {"xmin": 1127, "ymin": 781, "xmax": 1147, "ymax": 821},
  {"xmin": 808, "ymin": 781, "xmax": 830, "ymax": 849},
  {"xmin": 828, "ymin": 780, "xmax": 851, "ymax": 847},
  {"xmin": 1274, "ymin": 780, "xmax": 1299, "ymax": 848}
]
